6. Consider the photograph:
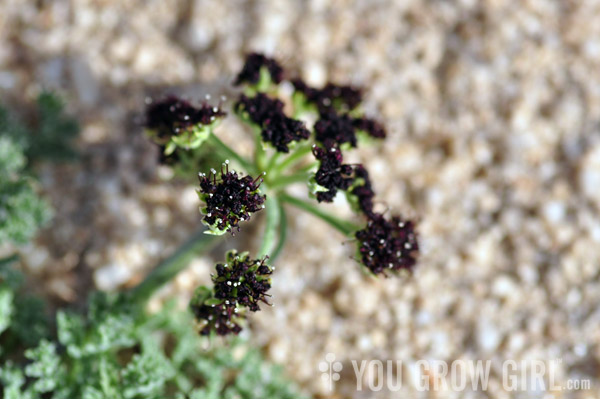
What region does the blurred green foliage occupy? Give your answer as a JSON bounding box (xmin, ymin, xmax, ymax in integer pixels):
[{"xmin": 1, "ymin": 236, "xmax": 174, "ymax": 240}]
[
  {"xmin": 0, "ymin": 260, "xmax": 305, "ymax": 399},
  {"xmin": 0, "ymin": 92, "xmax": 79, "ymax": 163},
  {"xmin": 0, "ymin": 136, "xmax": 52, "ymax": 245},
  {"xmin": 0, "ymin": 91, "xmax": 80, "ymax": 245}
]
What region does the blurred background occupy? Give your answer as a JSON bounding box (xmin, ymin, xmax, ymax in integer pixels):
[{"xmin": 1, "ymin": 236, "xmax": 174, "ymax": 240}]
[{"xmin": 1, "ymin": 0, "xmax": 599, "ymax": 397}]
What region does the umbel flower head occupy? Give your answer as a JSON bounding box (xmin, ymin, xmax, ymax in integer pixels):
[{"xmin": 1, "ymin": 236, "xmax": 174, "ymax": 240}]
[
  {"xmin": 311, "ymin": 142, "xmax": 355, "ymax": 202},
  {"xmin": 292, "ymin": 79, "xmax": 363, "ymax": 113},
  {"xmin": 314, "ymin": 111, "xmax": 387, "ymax": 149},
  {"xmin": 348, "ymin": 165, "xmax": 376, "ymax": 217},
  {"xmin": 314, "ymin": 111, "xmax": 358, "ymax": 148},
  {"xmin": 235, "ymin": 93, "xmax": 310, "ymax": 152},
  {"xmin": 198, "ymin": 162, "xmax": 266, "ymax": 235},
  {"xmin": 190, "ymin": 251, "xmax": 273, "ymax": 336},
  {"xmin": 355, "ymin": 213, "xmax": 419, "ymax": 275},
  {"xmin": 233, "ymin": 52, "xmax": 284, "ymax": 87},
  {"xmin": 145, "ymin": 95, "xmax": 226, "ymax": 155},
  {"xmin": 212, "ymin": 250, "xmax": 273, "ymax": 312},
  {"xmin": 352, "ymin": 116, "xmax": 387, "ymax": 139}
]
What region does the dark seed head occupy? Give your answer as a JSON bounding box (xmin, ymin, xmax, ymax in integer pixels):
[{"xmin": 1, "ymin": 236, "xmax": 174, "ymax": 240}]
[
  {"xmin": 292, "ymin": 79, "xmax": 363, "ymax": 113},
  {"xmin": 235, "ymin": 93, "xmax": 310, "ymax": 153},
  {"xmin": 212, "ymin": 251, "xmax": 273, "ymax": 312},
  {"xmin": 355, "ymin": 213, "xmax": 419, "ymax": 275},
  {"xmin": 234, "ymin": 53, "xmax": 284, "ymax": 86},
  {"xmin": 190, "ymin": 251, "xmax": 273, "ymax": 336},
  {"xmin": 349, "ymin": 165, "xmax": 376, "ymax": 217},
  {"xmin": 198, "ymin": 166, "xmax": 266, "ymax": 234},
  {"xmin": 312, "ymin": 142, "xmax": 355, "ymax": 202},
  {"xmin": 314, "ymin": 111, "xmax": 358, "ymax": 148},
  {"xmin": 145, "ymin": 95, "xmax": 226, "ymax": 140},
  {"xmin": 352, "ymin": 117, "xmax": 387, "ymax": 139}
]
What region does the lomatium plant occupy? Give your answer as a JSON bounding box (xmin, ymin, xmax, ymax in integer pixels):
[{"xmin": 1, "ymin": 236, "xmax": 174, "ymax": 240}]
[
  {"xmin": 0, "ymin": 55, "xmax": 420, "ymax": 398},
  {"xmin": 138, "ymin": 53, "xmax": 420, "ymax": 337}
]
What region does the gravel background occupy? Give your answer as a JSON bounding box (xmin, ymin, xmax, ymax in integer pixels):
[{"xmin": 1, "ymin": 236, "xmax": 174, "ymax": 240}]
[{"xmin": 2, "ymin": 1, "xmax": 600, "ymax": 398}]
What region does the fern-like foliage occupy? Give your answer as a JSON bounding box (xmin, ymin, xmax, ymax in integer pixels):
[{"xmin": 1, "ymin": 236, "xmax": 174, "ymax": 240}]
[
  {"xmin": 27, "ymin": 92, "xmax": 79, "ymax": 162},
  {"xmin": 0, "ymin": 136, "xmax": 52, "ymax": 245},
  {"xmin": 0, "ymin": 262, "xmax": 306, "ymax": 399},
  {"xmin": 0, "ymin": 92, "xmax": 79, "ymax": 245}
]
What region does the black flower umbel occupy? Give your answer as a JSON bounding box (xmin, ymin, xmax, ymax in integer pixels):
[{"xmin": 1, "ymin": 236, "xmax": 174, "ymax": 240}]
[
  {"xmin": 311, "ymin": 142, "xmax": 355, "ymax": 202},
  {"xmin": 235, "ymin": 93, "xmax": 310, "ymax": 152},
  {"xmin": 314, "ymin": 111, "xmax": 359, "ymax": 148},
  {"xmin": 145, "ymin": 95, "xmax": 226, "ymax": 154},
  {"xmin": 234, "ymin": 53, "xmax": 284, "ymax": 86},
  {"xmin": 348, "ymin": 165, "xmax": 376, "ymax": 217},
  {"xmin": 190, "ymin": 302, "xmax": 243, "ymax": 336},
  {"xmin": 352, "ymin": 116, "xmax": 387, "ymax": 139},
  {"xmin": 198, "ymin": 163, "xmax": 266, "ymax": 234},
  {"xmin": 189, "ymin": 251, "xmax": 273, "ymax": 336},
  {"xmin": 292, "ymin": 79, "xmax": 363, "ymax": 113},
  {"xmin": 212, "ymin": 251, "xmax": 273, "ymax": 312},
  {"xmin": 355, "ymin": 213, "xmax": 419, "ymax": 275}
]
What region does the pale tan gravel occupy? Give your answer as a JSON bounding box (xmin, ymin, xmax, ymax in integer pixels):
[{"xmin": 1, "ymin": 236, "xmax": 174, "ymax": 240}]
[{"xmin": 1, "ymin": 1, "xmax": 600, "ymax": 398}]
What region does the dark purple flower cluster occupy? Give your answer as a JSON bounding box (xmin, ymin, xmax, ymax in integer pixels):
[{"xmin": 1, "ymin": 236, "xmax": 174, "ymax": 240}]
[
  {"xmin": 190, "ymin": 251, "xmax": 273, "ymax": 336},
  {"xmin": 314, "ymin": 111, "xmax": 359, "ymax": 148},
  {"xmin": 292, "ymin": 78, "xmax": 387, "ymax": 147},
  {"xmin": 212, "ymin": 251, "xmax": 272, "ymax": 312},
  {"xmin": 235, "ymin": 93, "xmax": 310, "ymax": 152},
  {"xmin": 292, "ymin": 79, "xmax": 363, "ymax": 113},
  {"xmin": 198, "ymin": 165, "xmax": 266, "ymax": 234},
  {"xmin": 312, "ymin": 143, "xmax": 355, "ymax": 202},
  {"xmin": 233, "ymin": 53, "xmax": 284, "ymax": 86},
  {"xmin": 190, "ymin": 302, "xmax": 242, "ymax": 336},
  {"xmin": 311, "ymin": 141, "xmax": 376, "ymax": 213},
  {"xmin": 145, "ymin": 95, "xmax": 226, "ymax": 140},
  {"xmin": 349, "ymin": 165, "xmax": 376, "ymax": 217},
  {"xmin": 355, "ymin": 213, "xmax": 419, "ymax": 275},
  {"xmin": 352, "ymin": 116, "xmax": 387, "ymax": 139}
]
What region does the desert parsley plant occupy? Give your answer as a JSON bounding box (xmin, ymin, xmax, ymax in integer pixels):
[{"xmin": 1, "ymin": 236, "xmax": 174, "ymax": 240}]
[{"xmin": 137, "ymin": 52, "xmax": 420, "ymax": 337}]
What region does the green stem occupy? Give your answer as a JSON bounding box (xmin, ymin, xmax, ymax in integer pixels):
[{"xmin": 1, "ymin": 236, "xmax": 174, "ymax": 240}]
[
  {"xmin": 269, "ymin": 172, "xmax": 310, "ymax": 190},
  {"xmin": 269, "ymin": 201, "xmax": 287, "ymax": 262},
  {"xmin": 254, "ymin": 128, "xmax": 267, "ymax": 172},
  {"xmin": 273, "ymin": 144, "xmax": 313, "ymax": 175},
  {"xmin": 208, "ymin": 133, "xmax": 254, "ymax": 174},
  {"xmin": 128, "ymin": 229, "xmax": 220, "ymax": 303},
  {"xmin": 266, "ymin": 151, "xmax": 283, "ymax": 172},
  {"xmin": 296, "ymin": 161, "xmax": 318, "ymax": 174},
  {"xmin": 279, "ymin": 193, "xmax": 359, "ymax": 236},
  {"xmin": 258, "ymin": 195, "xmax": 280, "ymax": 258}
]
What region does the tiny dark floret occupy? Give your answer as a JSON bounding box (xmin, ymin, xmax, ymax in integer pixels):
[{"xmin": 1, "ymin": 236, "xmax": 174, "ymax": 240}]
[
  {"xmin": 352, "ymin": 117, "xmax": 387, "ymax": 139},
  {"xmin": 314, "ymin": 111, "xmax": 358, "ymax": 148},
  {"xmin": 198, "ymin": 164, "xmax": 266, "ymax": 234},
  {"xmin": 312, "ymin": 142, "xmax": 355, "ymax": 202},
  {"xmin": 212, "ymin": 251, "xmax": 273, "ymax": 312},
  {"xmin": 235, "ymin": 93, "xmax": 310, "ymax": 152},
  {"xmin": 190, "ymin": 303, "xmax": 243, "ymax": 336},
  {"xmin": 190, "ymin": 251, "xmax": 273, "ymax": 336},
  {"xmin": 145, "ymin": 95, "xmax": 225, "ymax": 140},
  {"xmin": 292, "ymin": 79, "xmax": 363, "ymax": 113},
  {"xmin": 349, "ymin": 165, "xmax": 376, "ymax": 217},
  {"xmin": 355, "ymin": 213, "xmax": 419, "ymax": 275},
  {"xmin": 234, "ymin": 53, "xmax": 284, "ymax": 86}
]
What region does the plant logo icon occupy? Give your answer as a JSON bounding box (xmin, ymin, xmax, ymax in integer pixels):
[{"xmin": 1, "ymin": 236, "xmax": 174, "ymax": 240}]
[{"xmin": 318, "ymin": 353, "xmax": 343, "ymax": 391}]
